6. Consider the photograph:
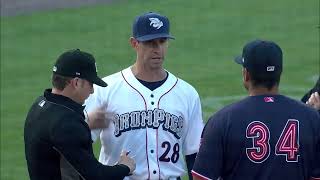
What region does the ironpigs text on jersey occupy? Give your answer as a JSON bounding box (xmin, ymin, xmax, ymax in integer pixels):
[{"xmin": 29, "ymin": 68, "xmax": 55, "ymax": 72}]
[{"xmin": 114, "ymin": 108, "xmax": 183, "ymax": 139}]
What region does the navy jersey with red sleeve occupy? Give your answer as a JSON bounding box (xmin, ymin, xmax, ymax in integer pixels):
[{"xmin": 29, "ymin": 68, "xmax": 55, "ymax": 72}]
[{"xmin": 192, "ymin": 95, "xmax": 320, "ymax": 180}]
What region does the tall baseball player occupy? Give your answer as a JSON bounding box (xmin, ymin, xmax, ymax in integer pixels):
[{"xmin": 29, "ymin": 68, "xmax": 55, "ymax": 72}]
[
  {"xmin": 85, "ymin": 12, "xmax": 204, "ymax": 180},
  {"xmin": 192, "ymin": 40, "xmax": 320, "ymax": 180}
]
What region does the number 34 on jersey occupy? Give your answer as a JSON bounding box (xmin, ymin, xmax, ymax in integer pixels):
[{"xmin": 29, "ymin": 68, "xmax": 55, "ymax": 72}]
[{"xmin": 246, "ymin": 119, "xmax": 299, "ymax": 163}]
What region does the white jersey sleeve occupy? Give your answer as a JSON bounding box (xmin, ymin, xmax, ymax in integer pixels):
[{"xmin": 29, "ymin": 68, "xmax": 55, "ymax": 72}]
[{"xmin": 182, "ymin": 89, "xmax": 204, "ymax": 155}]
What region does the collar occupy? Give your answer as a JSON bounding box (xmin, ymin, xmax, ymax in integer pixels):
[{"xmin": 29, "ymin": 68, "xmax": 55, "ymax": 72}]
[{"xmin": 43, "ymin": 89, "xmax": 85, "ymax": 115}]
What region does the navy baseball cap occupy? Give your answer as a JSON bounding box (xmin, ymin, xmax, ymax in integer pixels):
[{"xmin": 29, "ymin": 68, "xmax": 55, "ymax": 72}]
[
  {"xmin": 234, "ymin": 40, "xmax": 283, "ymax": 77},
  {"xmin": 53, "ymin": 49, "xmax": 107, "ymax": 87},
  {"xmin": 132, "ymin": 12, "xmax": 175, "ymax": 41}
]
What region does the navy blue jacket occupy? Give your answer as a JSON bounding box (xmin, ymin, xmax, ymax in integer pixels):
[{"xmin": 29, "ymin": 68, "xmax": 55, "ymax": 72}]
[{"xmin": 193, "ymin": 95, "xmax": 320, "ymax": 180}]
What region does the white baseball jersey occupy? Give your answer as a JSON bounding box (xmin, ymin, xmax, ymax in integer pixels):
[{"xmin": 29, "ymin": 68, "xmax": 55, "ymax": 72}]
[{"xmin": 85, "ymin": 67, "xmax": 204, "ymax": 180}]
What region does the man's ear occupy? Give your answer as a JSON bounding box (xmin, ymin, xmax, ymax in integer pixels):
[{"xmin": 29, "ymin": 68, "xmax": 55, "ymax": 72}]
[
  {"xmin": 130, "ymin": 37, "xmax": 139, "ymax": 48},
  {"xmin": 243, "ymin": 68, "xmax": 250, "ymax": 82},
  {"xmin": 70, "ymin": 78, "xmax": 79, "ymax": 88}
]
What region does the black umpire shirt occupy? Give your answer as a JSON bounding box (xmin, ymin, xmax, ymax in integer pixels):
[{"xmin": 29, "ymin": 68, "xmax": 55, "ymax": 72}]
[{"xmin": 24, "ymin": 89, "xmax": 130, "ymax": 180}]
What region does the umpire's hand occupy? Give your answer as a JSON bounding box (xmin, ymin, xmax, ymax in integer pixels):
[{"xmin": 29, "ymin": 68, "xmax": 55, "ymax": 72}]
[
  {"xmin": 117, "ymin": 150, "xmax": 136, "ymax": 175},
  {"xmin": 87, "ymin": 103, "xmax": 115, "ymax": 129},
  {"xmin": 306, "ymin": 92, "xmax": 320, "ymax": 110}
]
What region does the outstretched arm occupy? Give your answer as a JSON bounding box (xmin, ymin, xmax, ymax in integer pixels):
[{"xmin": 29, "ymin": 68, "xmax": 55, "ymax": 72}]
[{"xmin": 51, "ymin": 118, "xmax": 135, "ymax": 180}]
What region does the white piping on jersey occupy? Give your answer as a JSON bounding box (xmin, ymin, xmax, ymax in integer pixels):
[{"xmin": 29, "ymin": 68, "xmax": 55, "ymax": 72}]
[
  {"xmin": 156, "ymin": 78, "xmax": 178, "ymax": 179},
  {"xmin": 146, "ymin": 129, "xmax": 151, "ymax": 180},
  {"xmin": 121, "ymin": 70, "xmax": 151, "ymax": 179},
  {"xmin": 156, "ymin": 129, "xmax": 160, "ymax": 180}
]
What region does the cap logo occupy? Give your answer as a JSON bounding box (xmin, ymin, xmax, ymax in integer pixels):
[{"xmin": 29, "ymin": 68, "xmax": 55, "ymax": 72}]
[
  {"xmin": 76, "ymin": 72, "xmax": 80, "ymax": 75},
  {"xmin": 95, "ymin": 63, "xmax": 98, "ymax": 72},
  {"xmin": 149, "ymin": 18, "xmax": 163, "ymax": 29},
  {"xmin": 242, "ymin": 57, "xmax": 245, "ymax": 63},
  {"xmin": 267, "ymin": 66, "xmax": 275, "ymax": 72},
  {"xmin": 53, "ymin": 66, "xmax": 57, "ymax": 72}
]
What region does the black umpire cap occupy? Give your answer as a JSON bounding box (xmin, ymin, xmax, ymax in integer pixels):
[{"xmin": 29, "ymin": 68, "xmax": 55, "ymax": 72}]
[{"xmin": 53, "ymin": 49, "xmax": 107, "ymax": 87}]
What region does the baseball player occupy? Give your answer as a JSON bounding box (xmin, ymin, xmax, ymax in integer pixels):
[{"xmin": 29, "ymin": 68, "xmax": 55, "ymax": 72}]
[
  {"xmin": 85, "ymin": 12, "xmax": 204, "ymax": 180},
  {"xmin": 192, "ymin": 40, "xmax": 320, "ymax": 180}
]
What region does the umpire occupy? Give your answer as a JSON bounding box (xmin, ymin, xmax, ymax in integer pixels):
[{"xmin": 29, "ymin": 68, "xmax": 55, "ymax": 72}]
[{"xmin": 24, "ymin": 49, "xmax": 135, "ymax": 180}]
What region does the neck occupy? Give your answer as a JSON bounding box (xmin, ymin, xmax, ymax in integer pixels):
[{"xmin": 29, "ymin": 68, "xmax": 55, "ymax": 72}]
[
  {"xmin": 52, "ymin": 88, "xmax": 65, "ymax": 96},
  {"xmin": 131, "ymin": 63, "xmax": 166, "ymax": 82},
  {"xmin": 248, "ymin": 86, "xmax": 279, "ymax": 96},
  {"xmin": 52, "ymin": 87, "xmax": 81, "ymax": 104}
]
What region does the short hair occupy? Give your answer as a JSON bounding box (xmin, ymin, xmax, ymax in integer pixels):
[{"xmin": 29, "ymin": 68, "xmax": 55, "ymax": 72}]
[
  {"xmin": 51, "ymin": 74, "xmax": 72, "ymax": 90},
  {"xmin": 249, "ymin": 70, "xmax": 281, "ymax": 90}
]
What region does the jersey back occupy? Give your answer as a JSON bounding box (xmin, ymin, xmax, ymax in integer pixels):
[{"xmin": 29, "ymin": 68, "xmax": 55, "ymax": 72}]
[{"xmin": 193, "ymin": 95, "xmax": 320, "ymax": 180}]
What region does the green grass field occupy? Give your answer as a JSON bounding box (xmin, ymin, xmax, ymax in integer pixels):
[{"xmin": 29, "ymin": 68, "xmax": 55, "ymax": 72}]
[{"xmin": 1, "ymin": 0, "xmax": 319, "ymax": 179}]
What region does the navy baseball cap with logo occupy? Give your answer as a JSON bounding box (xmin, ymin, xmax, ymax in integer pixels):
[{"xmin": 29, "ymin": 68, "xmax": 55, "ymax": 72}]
[
  {"xmin": 53, "ymin": 49, "xmax": 107, "ymax": 87},
  {"xmin": 132, "ymin": 12, "xmax": 175, "ymax": 41},
  {"xmin": 234, "ymin": 39, "xmax": 283, "ymax": 78}
]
